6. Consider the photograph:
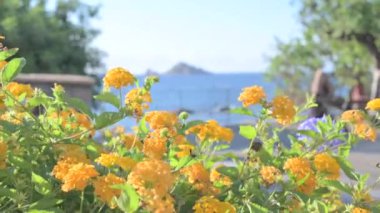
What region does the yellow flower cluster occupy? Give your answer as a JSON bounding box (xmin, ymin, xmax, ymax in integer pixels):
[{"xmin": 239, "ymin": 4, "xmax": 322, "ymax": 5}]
[
  {"xmin": 125, "ymin": 88, "xmax": 152, "ymax": 117},
  {"xmin": 352, "ymin": 207, "xmax": 370, "ymax": 213},
  {"xmin": 53, "ymin": 144, "xmax": 89, "ymax": 163},
  {"xmin": 193, "ymin": 196, "xmax": 236, "ymax": 213},
  {"xmin": 93, "ymin": 173, "xmax": 125, "ymax": 209},
  {"xmin": 366, "ymin": 98, "xmax": 380, "ymax": 111},
  {"xmin": 271, "ymin": 96, "xmax": 296, "ymax": 125},
  {"xmin": 341, "ymin": 109, "xmax": 376, "ymax": 142},
  {"xmin": 353, "ymin": 190, "xmax": 373, "ymax": 203},
  {"xmin": 95, "ymin": 153, "xmax": 136, "ymax": 171},
  {"xmin": 145, "ymin": 111, "xmax": 178, "ymax": 130},
  {"xmin": 210, "ymin": 166, "xmax": 233, "ymax": 187},
  {"xmin": 60, "ymin": 163, "xmax": 99, "ymax": 192},
  {"xmin": 0, "ymin": 141, "xmax": 7, "ymax": 169},
  {"xmin": 52, "ymin": 145, "xmax": 99, "ymax": 192},
  {"xmin": 0, "ymin": 111, "xmax": 29, "ymax": 125},
  {"xmin": 353, "ymin": 122, "xmax": 377, "ymax": 142},
  {"xmin": 175, "ymin": 143, "xmax": 194, "ymax": 158},
  {"xmin": 121, "ymin": 133, "xmax": 143, "ymax": 150},
  {"xmin": 260, "ymin": 166, "xmax": 281, "ymax": 185},
  {"xmin": 238, "ymin": 85, "xmax": 266, "ymax": 107},
  {"xmin": 187, "ymin": 120, "xmax": 234, "ymax": 143},
  {"xmin": 103, "ymin": 67, "xmax": 135, "ymax": 89},
  {"xmin": 313, "ymin": 153, "xmax": 340, "ymax": 180},
  {"xmin": 284, "ymin": 157, "xmax": 316, "ymax": 194},
  {"xmin": 6, "ymin": 82, "xmax": 33, "ymax": 98},
  {"xmin": 127, "ymin": 159, "xmax": 175, "ymax": 213},
  {"xmin": 181, "ymin": 162, "xmax": 218, "ymax": 195},
  {"xmin": 341, "ymin": 110, "xmax": 364, "ymax": 123},
  {"xmin": 143, "ymin": 130, "xmax": 168, "ymax": 159}
]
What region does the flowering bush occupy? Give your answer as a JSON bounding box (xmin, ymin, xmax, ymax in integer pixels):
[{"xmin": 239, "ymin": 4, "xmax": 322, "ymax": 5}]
[{"xmin": 0, "ymin": 39, "xmax": 379, "ymax": 212}]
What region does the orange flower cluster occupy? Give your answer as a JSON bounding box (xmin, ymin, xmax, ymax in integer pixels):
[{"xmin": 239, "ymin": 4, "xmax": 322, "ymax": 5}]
[
  {"xmin": 0, "ymin": 141, "xmax": 7, "ymax": 169},
  {"xmin": 238, "ymin": 85, "xmax": 266, "ymax": 107},
  {"xmin": 341, "ymin": 109, "xmax": 376, "ymax": 142},
  {"xmin": 352, "ymin": 207, "xmax": 370, "ymax": 213},
  {"xmin": 0, "ymin": 61, "xmax": 7, "ymax": 70},
  {"xmin": 143, "ymin": 111, "xmax": 192, "ymax": 159},
  {"xmin": 313, "ymin": 153, "xmax": 340, "ymax": 180},
  {"xmin": 193, "ymin": 196, "xmax": 236, "ymax": 213},
  {"xmin": 210, "ymin": 166, "xmax": 233, "ymax": 187},
  {"xmin": 52, "ymin": 146, "xmax": 98, "ymax": 192},
  {"xmin": 127, "ymin": 159, "xmax": 175, "ymax": 213},
  {"xmin": 93, "ymin": 173, "xmax": 125, "ymax": 208},
  {"xmin": 95, "ymin": 153, "xmax": 136, "ymax": 171},
  {"xmin": 145, "ymin": 111, "xmax": 178, "ymax": 130},
  {"xmin": 125, "ymin": 88, "xmax": 152, "ymax": 117},
  {"xmin": 186, "ymin": 120, "xmax": 234, "ymax": 143},
  {"xmin": 181, "ymin": 163, "xmax": 218, "ymax": 195},
  {"xmin": 271, "ymin": 96, "xmax": 296, "ymax": 125},
  {"xmin": 260, "ymin": 166, "xmax": 281, "ymax": 185},
  {"xmin": 121, "ymin": 133, "xmax": 143, "ymax": 150},
  {"xmin": 103, "ymin": 67, "xmax": 135, "ymax": 89},
  {"xmin": 60, "ymin": 163, "xmax": 99, "ymax": 192},
  {"xmin": 143, "ymin": 130, "xmax": 168, "ymax": 159},
  {"xmin": 175, "ymin": 143, "xmax": 194, "ymax": 158},
  {"xmin": 284, "ymin": 157, "xmax": 316, "ymax": 194},
  {"xmin": 6, "ymin": 82, "xmax": 33, "ymax": 98}
]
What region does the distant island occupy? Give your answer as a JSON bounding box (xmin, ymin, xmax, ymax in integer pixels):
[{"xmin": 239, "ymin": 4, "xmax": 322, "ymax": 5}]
[{"xmin": 165, "ymin": 62, "xmax": 211, "ymax": 75}]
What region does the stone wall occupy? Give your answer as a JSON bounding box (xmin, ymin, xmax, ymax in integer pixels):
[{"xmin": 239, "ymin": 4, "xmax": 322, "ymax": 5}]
[{"xmin": 15, "ymin": 74, "xmax": 96, "ymax": 105}]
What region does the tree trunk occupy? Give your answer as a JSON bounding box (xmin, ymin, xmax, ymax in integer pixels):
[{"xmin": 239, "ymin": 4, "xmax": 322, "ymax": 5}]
[{"xmin": 370, "ymin": 68, "xmax": 380, "ymax": 99}]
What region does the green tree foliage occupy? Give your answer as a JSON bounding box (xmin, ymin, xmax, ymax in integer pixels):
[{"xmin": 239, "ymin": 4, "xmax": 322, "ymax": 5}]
[
  {"xmin": 0, "ymin": 0, "xmax": 103, "ymax": 74},
  {"xmin": 267, "ymin": 0, "xmax": 380, "ymax": 101}
]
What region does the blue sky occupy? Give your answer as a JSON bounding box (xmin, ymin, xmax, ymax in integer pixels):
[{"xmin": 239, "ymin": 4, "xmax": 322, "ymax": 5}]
[{"xmin": 89, "ymin": 0, "xmax": 300, "ymax": 74}]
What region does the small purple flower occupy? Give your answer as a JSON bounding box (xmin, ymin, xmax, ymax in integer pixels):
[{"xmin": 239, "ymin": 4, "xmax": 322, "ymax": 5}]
[{"xmin": 297, "ymin": 116, "xmax": 345, "ymax": 152}]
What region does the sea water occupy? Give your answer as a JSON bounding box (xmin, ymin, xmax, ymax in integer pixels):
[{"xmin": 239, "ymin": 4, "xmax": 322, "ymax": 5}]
[{"xmin": 99, "ymin": 73, "xmax": 275, "ymax": 128}]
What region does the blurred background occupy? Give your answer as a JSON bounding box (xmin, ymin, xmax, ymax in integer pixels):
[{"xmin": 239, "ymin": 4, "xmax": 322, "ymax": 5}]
[{"xmin": 1, "ymin": 0, "xmax": 380, "ymax": 125}]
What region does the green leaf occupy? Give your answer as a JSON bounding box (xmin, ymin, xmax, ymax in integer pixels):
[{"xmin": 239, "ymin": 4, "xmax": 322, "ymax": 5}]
[
  {"xmin": 94, "ymin": 111, "xmax": 125, "ymax": 129},
  {"xmin": 0, "ymin": 120, "xmax": 18, "ymax": 133},
  {"xmin": 27, "ymin": 210, "xmax": 63, "ymax": 213},
  {"xmin": 138, "ymin": 117, "xmax": 149, "ymax": 134},
  {"xmin": 8, "ymin": 154, "xmax": 31, "ymax": 170},
  {"xmin": 174, "ymin": 156, "xmax": 196, "ymax": 171},
  {"xmin": 0, "ymin": 48, "xmax": 18, "ymax": 61},
  {"xmin": 31, "ymin": 172, "xmax": 52, "ymax": 195},
  {"xmin": 94, "ymin": 91, "xmax": 120, "ymax": 109},
  {"xmin": 113, "ymin": 184, "xmax": 140, "ymax": 213},
  {"xmin": 322, "ymin": 180, "xmax": 352, "ymax": 195},
  {"xmin": 338, "ymin": 145, "xmax": 350, "ymax": 158},
  {"xmin": 316, "ymin": 200, "xmax": 328, "ymax": 213},
  {"xmin": 247, "ymin": 202, "xmax": 269, "ymax": 213},
  {"xmin": 184, "ymin": 120, "xmax": 204, "ymax": 131},
  {"xmin": 335, "ymin": 156, "xmax": 359, "ymax": 181},
  {"xmin": 65, "ymin": 96, "xmax": 94, "ymax": 118},
  {"xmin": 216, "ymin": 166, "xmax": 239, "ymax": 179},
  {"xmin": 296, "ymin": 130, "xmax": 320, "ymax": 140},
  {"xmin": 0, "ymin": 187, "xmax": 17, "ymax": 199},
  {"xmin": 27, "ymin": 96, "xmax": 51, "ymax": 108},
  {"xmin": 29, "ymin": 197, "xmax": 62, "ymax": 210},
  {"xmin": 239, "ymin": 125, "xmax": 257, "ymax": 140},
  {"xmin": 230, "ymin": 107, "xmax": 253, "ymax": 116},
  {"xmin": 214, "ymin": 144, "xmax": 230, "ymax": 151},
  {"xmin": 2, "ymin": 57, "xmax": 26, "ymax": 83}
]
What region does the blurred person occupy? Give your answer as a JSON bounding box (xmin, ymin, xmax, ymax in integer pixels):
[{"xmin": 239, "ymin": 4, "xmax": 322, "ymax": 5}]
[
  {"xmin": 347, "ymin": 76, "xmax": 367, "ymax": 110},
  {"xmin": 310, "ymin": 69, "xmax": 335, "ymax": 117}
]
